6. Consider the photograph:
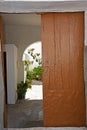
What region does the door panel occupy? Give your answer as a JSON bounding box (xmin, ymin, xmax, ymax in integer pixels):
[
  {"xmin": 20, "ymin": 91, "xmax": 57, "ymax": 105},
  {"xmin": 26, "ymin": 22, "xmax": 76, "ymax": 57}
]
[{"xmin": 42, "ymin": 12, "xmax": 86, "ymax": 126}]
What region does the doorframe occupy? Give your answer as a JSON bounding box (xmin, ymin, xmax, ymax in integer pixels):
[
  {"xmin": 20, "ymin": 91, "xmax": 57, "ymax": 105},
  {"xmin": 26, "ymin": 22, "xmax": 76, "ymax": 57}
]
[{"xmin": 0, "ymin": 12, "xmax": 86, "ymax": 128}]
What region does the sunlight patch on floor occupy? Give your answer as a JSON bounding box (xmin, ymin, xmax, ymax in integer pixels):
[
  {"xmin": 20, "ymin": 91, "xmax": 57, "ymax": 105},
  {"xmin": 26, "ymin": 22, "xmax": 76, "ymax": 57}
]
[{"xmin": 25, "ymin": 85, "xmax": 43, "ymax": 100}]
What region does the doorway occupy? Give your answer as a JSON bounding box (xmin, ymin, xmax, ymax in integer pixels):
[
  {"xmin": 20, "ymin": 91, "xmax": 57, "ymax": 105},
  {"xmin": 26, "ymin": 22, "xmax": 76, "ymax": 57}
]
[
  {"xmin": 23, "ymin": 41, "xmax": 43, "ymax": 100},
  {"xmin": 2, "ymin": 13, "xmax": 44, "ymax": 128},
  {"xmin": 0, "ymin": 12, "xmax": 86, "ymax": 128}
]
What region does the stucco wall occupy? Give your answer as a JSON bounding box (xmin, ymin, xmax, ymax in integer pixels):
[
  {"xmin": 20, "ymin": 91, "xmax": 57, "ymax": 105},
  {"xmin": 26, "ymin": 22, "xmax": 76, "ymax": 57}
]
[
  {"xmin": 4, "ymin": 24, "xmax": 41, "ymax": 83},
  {"xmin": 0, "ymin": 1, "xmax": 87, "ymax": 13}
]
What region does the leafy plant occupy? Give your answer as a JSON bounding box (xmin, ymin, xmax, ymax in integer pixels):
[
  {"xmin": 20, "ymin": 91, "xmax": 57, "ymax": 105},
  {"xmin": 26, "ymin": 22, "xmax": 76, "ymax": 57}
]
[
  {"xmin": 17, "ymin": 81, "xmax": 31, "ymax": 100},
  {"xmin": 33, "ymin": 66, "xmax": 42, "ymax": 80},
  {"xmin": 26, "ymin": 70, "xmax": 35, "ymax": 81}
]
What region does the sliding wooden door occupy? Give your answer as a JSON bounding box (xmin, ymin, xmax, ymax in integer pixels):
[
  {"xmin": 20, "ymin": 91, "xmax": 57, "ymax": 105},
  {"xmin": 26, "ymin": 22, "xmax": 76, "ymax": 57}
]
[{"xmin": 42, "ymin": 12, "xmax": 86, "ymax": 126}]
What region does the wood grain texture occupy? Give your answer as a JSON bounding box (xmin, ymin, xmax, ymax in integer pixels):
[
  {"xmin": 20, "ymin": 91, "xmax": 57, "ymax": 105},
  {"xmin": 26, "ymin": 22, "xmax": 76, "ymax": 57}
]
[
  {"xmin": 0, "ymin": 16, "xmax": 7, "ymax": 127},
  {"xmin": 41, "ymin": 12, "xmax": 86, "ymax": 127}
]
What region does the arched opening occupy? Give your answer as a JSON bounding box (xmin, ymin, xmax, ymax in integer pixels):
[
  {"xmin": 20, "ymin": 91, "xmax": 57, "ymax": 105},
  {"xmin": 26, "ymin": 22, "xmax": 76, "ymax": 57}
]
[{"xmin": 22, "ymin": 41, "xmax": 43, "ymax": 100}]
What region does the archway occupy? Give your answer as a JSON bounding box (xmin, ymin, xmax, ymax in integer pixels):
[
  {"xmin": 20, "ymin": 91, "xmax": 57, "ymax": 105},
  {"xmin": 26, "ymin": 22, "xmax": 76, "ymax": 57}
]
[{"xmin": 22, "ymin": 41, "xmax": 43, "ymax": 100}]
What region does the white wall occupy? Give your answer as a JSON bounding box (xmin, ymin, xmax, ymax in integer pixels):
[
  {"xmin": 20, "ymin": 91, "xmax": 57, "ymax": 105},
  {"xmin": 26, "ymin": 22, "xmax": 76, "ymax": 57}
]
[
  {"xmin": 5, "ymin": 44, "xmax": 17, "ymax": 104},
  {"xmin": 85, "ymin": 12, "xmax": 87, "ymax": 46},
  {"xmin": 1, "ymin": 1, "xmax": 87, "ymax": 13},
  {"xmin": 4, "ymin": 24, "xmax": 41, "ymax": 83}
]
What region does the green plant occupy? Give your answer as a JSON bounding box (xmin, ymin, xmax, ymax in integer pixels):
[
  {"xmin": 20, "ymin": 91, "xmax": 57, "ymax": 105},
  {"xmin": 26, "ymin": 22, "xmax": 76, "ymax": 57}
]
[
  {"xmin": 33, "ymin": 66, "xmax": 42, "ymax": 80},
  {"xmin": 17, "ymin": 81, "xmax": 31, "ymax": 100},
  {"xmin": 26, "ymin": 70, "xmax": 35, "ymax": 80},
  {"xmin": 23, "ymin": 48, "xmax": 42, "ymax": 86}
]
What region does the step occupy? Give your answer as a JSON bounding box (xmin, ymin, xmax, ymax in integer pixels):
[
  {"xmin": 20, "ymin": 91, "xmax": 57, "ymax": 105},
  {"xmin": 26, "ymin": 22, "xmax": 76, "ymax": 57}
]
[{"xmin": 6, "ymin": 127, "xmax": 87, "ymax": 130}]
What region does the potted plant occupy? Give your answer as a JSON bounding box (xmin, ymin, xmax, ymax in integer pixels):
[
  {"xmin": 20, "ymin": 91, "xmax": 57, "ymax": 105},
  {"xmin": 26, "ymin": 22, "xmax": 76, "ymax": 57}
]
[
  {"xmin": 17, "ymin": 81, "xmax": 31, "ymax": 100},
  {"xmin": 33, "ymin": 66, "xmax": 42, "ymax": 80}
]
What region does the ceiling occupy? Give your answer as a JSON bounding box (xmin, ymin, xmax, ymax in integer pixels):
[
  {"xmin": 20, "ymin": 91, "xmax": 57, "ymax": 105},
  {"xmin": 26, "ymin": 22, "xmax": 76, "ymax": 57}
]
[{"xmin": 1, "ymin": 14, "xmax": 41, "ymax": 26}]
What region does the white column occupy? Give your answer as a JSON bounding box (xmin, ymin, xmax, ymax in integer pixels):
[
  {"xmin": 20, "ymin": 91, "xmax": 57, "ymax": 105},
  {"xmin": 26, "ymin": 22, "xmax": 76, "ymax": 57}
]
[{"xmin": 5, "ymin": 44, "xmax": 17, "ymax": 104}]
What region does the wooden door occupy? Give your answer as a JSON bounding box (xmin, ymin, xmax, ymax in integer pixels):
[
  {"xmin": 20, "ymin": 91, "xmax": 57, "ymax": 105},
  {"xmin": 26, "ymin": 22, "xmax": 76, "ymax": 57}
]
[
  {"xmin": 0, "ymin": 16, "xmax": 7, "ymax": 127},
  {"xmin": 42, "ymin": 12, "xmax": 86, "ymax": 126}
]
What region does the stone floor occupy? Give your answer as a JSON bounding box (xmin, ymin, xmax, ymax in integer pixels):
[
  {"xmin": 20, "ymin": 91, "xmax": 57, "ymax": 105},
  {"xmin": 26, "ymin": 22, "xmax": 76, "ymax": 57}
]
[
  {"xmin": 7, "ymin": 99, "xmax": 43, "ymax": 128},
  {"xmin": 7, "ymin": 80, "xmax": 43, "ymax": 128}
]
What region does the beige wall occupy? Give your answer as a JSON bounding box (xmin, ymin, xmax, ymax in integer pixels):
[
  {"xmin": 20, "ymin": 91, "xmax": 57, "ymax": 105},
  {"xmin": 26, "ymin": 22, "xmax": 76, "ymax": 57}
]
[{"xmin": 4, "ymin": 24, "xmax": 41, "ymax": 83}]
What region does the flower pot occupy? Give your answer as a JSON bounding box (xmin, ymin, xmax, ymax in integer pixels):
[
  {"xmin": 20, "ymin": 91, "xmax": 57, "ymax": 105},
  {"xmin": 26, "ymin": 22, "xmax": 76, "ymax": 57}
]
[{"xmin": 17, "ymin": 92, "xmax": 26, "ymax": 100}]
